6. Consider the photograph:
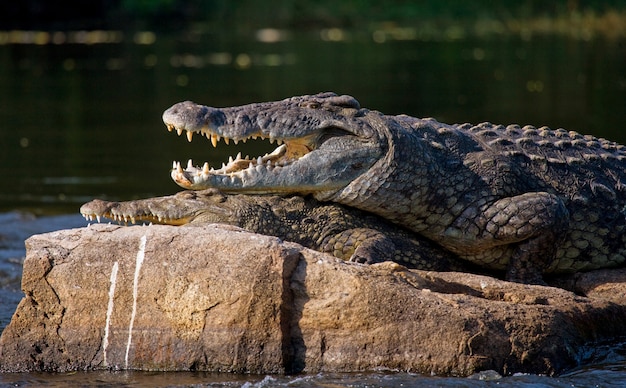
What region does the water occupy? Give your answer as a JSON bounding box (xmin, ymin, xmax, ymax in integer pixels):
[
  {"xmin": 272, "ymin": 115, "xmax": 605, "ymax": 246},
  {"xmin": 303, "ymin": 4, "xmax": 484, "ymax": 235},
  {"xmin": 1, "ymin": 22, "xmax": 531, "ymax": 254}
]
[
  {"xmin": 1, "ymin": 26, "xmax": 626, "ymax": 385},
  {"xmin": 1, "ymin": 29, "xmax": 625, "ymax": 213},
  {"xmin": 1, "ymin": 363, "xmax": 626, "ymax": 387}
]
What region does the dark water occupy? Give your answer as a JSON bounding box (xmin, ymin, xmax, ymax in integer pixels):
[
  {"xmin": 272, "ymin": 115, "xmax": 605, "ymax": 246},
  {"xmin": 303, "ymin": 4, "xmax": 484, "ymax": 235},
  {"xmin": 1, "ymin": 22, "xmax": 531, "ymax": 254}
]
[
  {"xmin": 1, "ymin": 27, "xmax": 626, "ymax": 386},
  {"xmin": 1, "ymin": 28, "xmax": 625, "ymax": 213}
]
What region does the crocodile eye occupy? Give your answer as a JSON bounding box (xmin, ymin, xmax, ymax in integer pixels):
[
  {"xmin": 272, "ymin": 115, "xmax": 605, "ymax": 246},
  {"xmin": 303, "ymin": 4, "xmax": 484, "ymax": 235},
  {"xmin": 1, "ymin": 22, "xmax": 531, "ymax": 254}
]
[
  {"xmin": 178, "ymin": 191, "xmax": 196, "ymax": 199},
  {"xmin": 301, "ymin": 102, "xmax": 320, "ymax": 109}
]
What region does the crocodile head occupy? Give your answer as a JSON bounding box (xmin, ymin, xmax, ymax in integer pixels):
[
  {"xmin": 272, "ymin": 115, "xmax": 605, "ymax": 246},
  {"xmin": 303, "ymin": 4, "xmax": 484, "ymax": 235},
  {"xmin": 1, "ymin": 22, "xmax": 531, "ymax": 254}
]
[
  {"xmin": 80, "ymin": 190, "xmax": 237, "ymax": 225},
  {"xmin": 163, "ymin": 92, "xmax": 387, "ymax": 196}
]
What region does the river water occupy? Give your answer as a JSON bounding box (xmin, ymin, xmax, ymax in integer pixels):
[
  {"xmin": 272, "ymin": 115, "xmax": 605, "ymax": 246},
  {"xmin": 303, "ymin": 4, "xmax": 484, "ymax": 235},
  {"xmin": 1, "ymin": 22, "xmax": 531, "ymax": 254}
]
[{"xmin": 1, "ymin": 25, "xmax": 626, "ymax": 386}]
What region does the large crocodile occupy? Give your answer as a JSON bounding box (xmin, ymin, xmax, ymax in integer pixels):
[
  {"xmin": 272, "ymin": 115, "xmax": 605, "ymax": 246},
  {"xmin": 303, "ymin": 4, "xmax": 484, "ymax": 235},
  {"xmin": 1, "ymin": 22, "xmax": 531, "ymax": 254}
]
[
  {"xmin": 162, "ymin": 92, "xmax": 626, "ymax": 284},
  {"xmin": 80, "ymin": 190, "xmax": 468, "ymax": 272}
]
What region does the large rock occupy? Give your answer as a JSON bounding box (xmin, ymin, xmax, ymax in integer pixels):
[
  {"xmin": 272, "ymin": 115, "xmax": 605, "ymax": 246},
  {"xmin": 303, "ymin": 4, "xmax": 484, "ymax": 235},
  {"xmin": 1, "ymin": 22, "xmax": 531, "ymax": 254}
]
[{"xmin": 2, "ymin": 223, "xmax": 626, "ymax": 376}]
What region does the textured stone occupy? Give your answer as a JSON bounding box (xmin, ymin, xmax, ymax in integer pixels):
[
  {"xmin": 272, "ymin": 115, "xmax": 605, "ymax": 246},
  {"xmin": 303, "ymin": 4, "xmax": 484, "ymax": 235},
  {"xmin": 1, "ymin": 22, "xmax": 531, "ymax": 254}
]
[{"xmin": 2, "ymin": 224, "xmax": 626, "ymax": 376}]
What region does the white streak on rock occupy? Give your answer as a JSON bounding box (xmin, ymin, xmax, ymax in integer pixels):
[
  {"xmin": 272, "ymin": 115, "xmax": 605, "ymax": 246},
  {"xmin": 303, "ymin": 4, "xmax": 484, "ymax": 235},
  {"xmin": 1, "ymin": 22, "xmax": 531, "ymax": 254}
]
[
  {"xmin": 102, "ymin": 261, "xmax": 119, "ymax": 367},
  {"xmin": 125, "ymin": 235, "xmax": 147, "ymax": 369}
]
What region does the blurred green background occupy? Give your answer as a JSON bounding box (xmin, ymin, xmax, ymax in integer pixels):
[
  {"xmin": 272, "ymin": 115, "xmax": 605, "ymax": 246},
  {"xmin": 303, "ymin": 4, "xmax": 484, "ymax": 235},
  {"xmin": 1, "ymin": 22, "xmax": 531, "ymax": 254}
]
[{"xmin": 1, "ymin": 0, "xmax": 625, "ymax": 213}]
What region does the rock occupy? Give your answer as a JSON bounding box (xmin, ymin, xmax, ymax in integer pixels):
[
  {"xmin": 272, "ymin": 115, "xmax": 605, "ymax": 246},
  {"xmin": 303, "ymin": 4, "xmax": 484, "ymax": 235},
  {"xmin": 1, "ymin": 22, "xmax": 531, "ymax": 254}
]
[{"xmin": 2, "ymin": 223, "xmax": 626, "ymax": 376}]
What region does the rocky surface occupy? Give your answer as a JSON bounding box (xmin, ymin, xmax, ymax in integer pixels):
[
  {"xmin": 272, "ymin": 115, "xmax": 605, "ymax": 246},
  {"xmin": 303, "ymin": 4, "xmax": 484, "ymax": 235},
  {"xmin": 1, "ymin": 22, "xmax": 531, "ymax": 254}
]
[{"xmin": 2, "ymin": 223, "xmax": 626, "ymax": 376}]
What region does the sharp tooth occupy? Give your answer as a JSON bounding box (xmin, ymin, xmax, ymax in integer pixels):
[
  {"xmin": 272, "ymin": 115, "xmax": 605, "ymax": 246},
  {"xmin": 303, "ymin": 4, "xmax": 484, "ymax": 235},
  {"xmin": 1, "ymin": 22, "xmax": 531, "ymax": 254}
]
[
  {"xmin": 96, "ymin": 215, "xmax": 101, "ymax": 223},
  {"xmin": 257, "ymin": 156, "xmax": 263, "ymax": 165},
  {"xmin": 236, "ymin": 152, "xmax": 242, "ymax": 160},
  {"xmin": 187, "ymin": 159, "xmax": 194, "ymax": 169},
  {"xmin": 234, "ymin": 139, "xmax": 239, "ymax": 145},
  {"xmin": 211, "ymin": 134, "xmax": 218, "ymax": 147},
  {"xmin": 186, "ymin": 131, "xmax": 194, "ymax": 142},
  {"xmin": 172, "ymin": 161, "xmax": 177, "ymax": 169},
  {"xmin": 264, "ymin": 144, "xmax": 287, "ymax": 159},
  {"xmin": 224, "ymin": 137, "xmax": 230, "ymax": 145},
  {"xmin": 130, "ymin": 217, "xmax": 136, "ymax": 224},
  {"xmin": 176, "ymin": 161, "xmax": 183, "ymax": 173},
  {"xmin": 269, "ymin": 136, "xmax": 275, "ymax": 144},
  {"xmin": 228, "ymin": 156, "xmax": 234, "ymax": 164},
  {"xmin": 248, "ymin": 162, "xmax": 254, "ymax": 169},
  {"xmin": 221, "ymin": 162, "xmax": 227, "ymax": 169},
  {"xmin": 242, "ymin": 138, "xmax": 247, "ymax": 144},
  {"xmin": 167, "ymin": 124, "xmax": 174, "ymax": 132},
  {"xmin": 203, "ymin": 162, "xmax": 210, "ymax": 174},
  {"xmin": 176, "ymin": 127, "xmax": 183, "ymax": 136}
]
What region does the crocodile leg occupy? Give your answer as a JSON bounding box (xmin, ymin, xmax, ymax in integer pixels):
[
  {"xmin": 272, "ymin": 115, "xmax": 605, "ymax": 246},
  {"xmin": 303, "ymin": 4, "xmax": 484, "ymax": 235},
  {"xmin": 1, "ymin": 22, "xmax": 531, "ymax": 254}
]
[
  {"xmin": 320, "ymin": 228, "xmax": 468, "ymax": 272},
  {"xmin": 447, "ymin": 192, "xmax": 569, "ymax": 284},
  {"xmin": 320, "ymin": 228, "xmax": 396, "ymax": 264}
]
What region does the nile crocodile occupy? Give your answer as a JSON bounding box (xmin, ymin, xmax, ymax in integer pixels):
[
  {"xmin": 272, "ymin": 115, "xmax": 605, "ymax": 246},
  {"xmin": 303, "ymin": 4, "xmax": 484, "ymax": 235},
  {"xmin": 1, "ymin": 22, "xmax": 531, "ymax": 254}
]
[
  {"xmin": 162, "ymin": 92, "xmax": 626, "ymax": 284},
  {"xmin": 80, "ymin": 190, "xmax": 468, "ymax": 272}
]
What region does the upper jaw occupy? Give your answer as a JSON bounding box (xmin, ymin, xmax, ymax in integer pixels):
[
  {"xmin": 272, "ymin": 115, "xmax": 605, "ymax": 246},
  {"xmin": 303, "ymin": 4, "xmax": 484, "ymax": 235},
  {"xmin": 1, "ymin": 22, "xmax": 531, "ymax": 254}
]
[{"xmin": 163, "ymin": 101, "xmax": 247, "ymax": 145}]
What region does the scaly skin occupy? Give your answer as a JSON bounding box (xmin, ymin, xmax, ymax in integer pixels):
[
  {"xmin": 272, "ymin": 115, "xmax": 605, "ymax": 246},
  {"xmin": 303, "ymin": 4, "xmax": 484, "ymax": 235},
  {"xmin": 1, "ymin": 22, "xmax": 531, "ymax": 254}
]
[
  {"xmin": 162, "ymin": 92, "xmax": 626, "ymax": 283},
  {"xmin": 80, "ymin": 190, "xmax": 468, "ymax": 272}
]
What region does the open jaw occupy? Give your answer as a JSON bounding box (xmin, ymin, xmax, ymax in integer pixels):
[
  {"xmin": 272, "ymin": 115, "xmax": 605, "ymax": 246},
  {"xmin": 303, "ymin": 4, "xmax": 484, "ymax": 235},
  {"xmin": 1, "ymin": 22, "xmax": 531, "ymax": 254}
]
[{"xmin": 165, "ymin": 122, "xmax": 380, "ymax": 194}]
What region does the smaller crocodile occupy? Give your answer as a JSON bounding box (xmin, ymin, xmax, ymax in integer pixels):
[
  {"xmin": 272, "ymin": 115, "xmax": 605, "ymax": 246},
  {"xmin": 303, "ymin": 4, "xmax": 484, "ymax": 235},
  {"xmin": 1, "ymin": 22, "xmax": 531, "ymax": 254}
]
[{"xmin": 80, "ymin": 190, "xmax": 469, "ymax": 272}]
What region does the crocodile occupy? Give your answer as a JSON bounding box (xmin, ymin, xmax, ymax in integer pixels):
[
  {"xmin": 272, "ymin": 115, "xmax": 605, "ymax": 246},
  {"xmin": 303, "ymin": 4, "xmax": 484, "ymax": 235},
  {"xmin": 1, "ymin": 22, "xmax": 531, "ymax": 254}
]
[
  {"xmin": 162, "ymin": 92, "xmax": 626, "ymax": 284},
  {"xmin": 80, "ymin": 190, "xmax": 468, "ymax": 272}
]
